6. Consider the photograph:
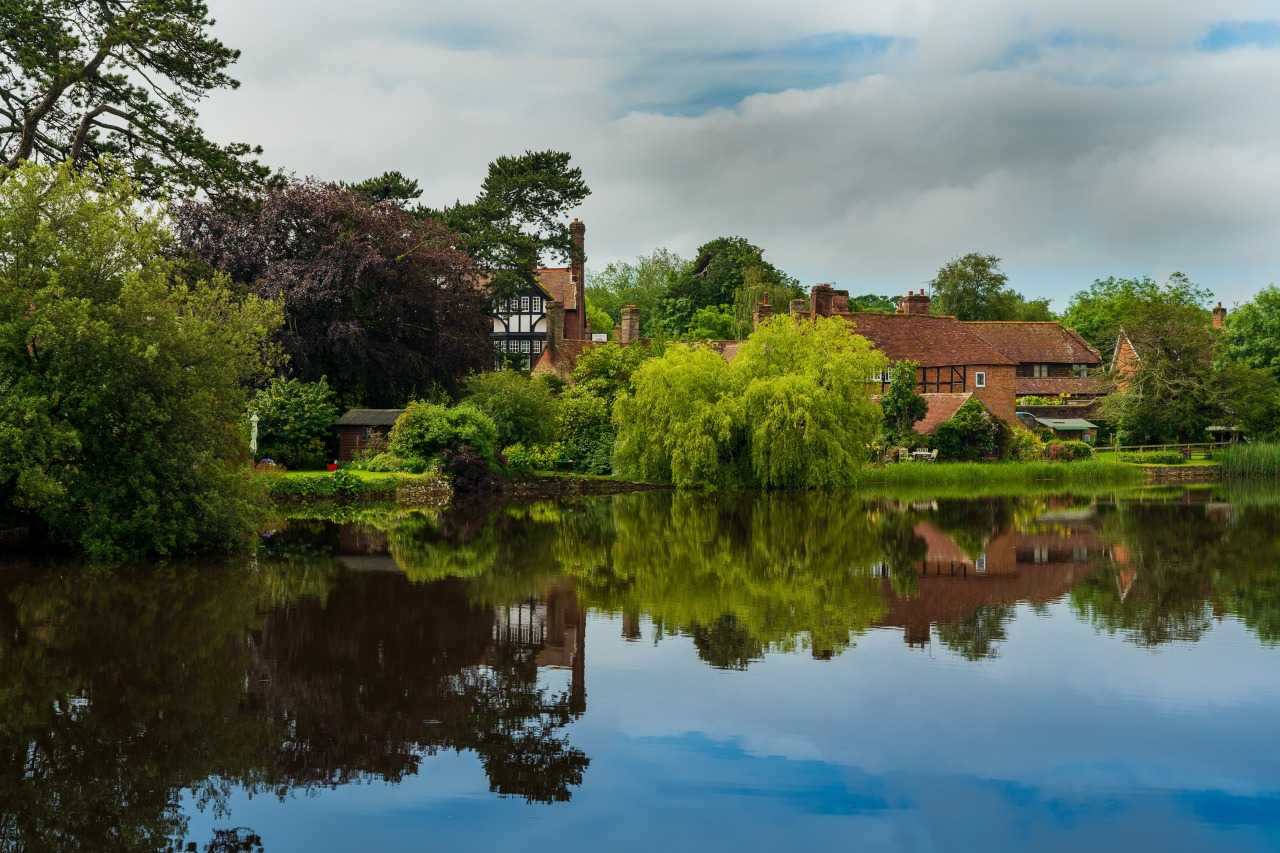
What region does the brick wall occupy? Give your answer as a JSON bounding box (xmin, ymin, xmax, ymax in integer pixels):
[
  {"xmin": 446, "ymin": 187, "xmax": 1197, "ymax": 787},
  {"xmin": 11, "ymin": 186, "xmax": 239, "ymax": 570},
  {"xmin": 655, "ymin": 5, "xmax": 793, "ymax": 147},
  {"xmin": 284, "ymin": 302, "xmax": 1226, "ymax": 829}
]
[{"xmin": 970, "ymin": 364, "xmax": 1017, "ymax": 425}]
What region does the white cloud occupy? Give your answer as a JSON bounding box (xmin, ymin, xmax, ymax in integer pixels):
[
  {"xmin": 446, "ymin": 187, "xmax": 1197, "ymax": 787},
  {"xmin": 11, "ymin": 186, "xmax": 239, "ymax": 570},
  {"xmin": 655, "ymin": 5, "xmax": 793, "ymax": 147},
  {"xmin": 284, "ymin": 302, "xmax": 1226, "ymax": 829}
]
[{"xmin": 200, "ymin": 1, "xmax": 1280, "ymax": 306}]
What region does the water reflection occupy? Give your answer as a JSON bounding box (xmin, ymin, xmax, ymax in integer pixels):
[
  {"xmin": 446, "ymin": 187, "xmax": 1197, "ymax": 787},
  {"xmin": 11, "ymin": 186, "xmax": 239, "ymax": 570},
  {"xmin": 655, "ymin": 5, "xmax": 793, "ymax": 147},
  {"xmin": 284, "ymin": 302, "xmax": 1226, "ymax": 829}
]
[{"xmin": 1, "ymin": 488, "xmax": 1278, "ymax": 851}]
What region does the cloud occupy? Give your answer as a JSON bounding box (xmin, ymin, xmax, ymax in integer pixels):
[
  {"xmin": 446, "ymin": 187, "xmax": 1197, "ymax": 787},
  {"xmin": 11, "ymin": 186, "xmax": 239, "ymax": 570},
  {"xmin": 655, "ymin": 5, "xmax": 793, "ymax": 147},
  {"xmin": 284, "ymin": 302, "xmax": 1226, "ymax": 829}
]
[{"xmin": 200, "ymin": 1, "xmax": 1280, "ymax": 307}]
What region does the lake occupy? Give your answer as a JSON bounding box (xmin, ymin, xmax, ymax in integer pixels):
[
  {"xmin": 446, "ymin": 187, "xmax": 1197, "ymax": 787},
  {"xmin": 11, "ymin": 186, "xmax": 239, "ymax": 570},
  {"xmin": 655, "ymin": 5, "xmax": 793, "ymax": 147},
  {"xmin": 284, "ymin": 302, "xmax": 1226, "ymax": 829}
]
[{"xmin": 2, "ymin": 488, "xmax": 1278, "ymax": 852}]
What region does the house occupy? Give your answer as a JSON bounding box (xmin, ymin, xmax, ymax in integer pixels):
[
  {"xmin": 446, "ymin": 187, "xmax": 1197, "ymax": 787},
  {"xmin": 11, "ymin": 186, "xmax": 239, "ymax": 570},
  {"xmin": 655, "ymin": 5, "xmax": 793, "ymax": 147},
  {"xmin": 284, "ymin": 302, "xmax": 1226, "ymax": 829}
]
[
  {"xmin": 532, "ymin": 303, "xmax": 645, "ymax": 382},
  {"xmin": 334, "ymin": 408, "xmax": 403, "ymax": 461},
  {"xmin": 490, "ymin": 219, "xmax": 587, "ymax": 370},
  {"xmin": 965, "ymin": 321, "xmax": 1103, "ymax": 400}
]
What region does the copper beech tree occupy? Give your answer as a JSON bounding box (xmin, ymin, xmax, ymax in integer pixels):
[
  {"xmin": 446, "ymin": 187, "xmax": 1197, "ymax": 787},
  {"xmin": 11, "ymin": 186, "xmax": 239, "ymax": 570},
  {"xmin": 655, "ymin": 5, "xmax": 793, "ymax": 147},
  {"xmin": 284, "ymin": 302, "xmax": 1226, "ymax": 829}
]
[{"xmin": 176, "ymin": 181, "xmax": 494, "ymax": 407}]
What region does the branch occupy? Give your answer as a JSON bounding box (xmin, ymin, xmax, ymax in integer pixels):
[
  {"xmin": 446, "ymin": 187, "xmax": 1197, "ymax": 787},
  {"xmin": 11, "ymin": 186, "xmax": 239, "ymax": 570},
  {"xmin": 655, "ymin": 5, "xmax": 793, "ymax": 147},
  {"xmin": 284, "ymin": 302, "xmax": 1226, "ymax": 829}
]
[{"xmin": 70, "ymin": 105, "xmax": 110, "ymax": 163}]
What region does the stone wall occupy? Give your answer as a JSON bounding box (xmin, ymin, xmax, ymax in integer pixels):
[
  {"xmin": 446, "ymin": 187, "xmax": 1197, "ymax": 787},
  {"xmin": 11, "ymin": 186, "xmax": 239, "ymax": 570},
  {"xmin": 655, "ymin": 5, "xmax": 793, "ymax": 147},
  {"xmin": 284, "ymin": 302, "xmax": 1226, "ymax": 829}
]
[
  {"xmin": 1142, "ymin": 465, "xmax": 1220, "ymax": 484},
  {"xmin": 396, "ymin": 476, "xmax": 454, "ymax": 507},
  {"xmin": 502, "ymin": 476, "xmax": 669, "ymax": 499}
]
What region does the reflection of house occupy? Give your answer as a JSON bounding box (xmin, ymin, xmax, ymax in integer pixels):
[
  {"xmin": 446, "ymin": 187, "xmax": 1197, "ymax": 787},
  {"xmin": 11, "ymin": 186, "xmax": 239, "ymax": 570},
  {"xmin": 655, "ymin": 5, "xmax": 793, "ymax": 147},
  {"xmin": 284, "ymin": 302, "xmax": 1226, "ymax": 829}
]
[
  {"xmin": 492, "ymin": 579, "xmax": 586, "ymax": 711},
  {"xmin": 875, "ymin": 516, "xmax": 1107, "ymax": 647}
]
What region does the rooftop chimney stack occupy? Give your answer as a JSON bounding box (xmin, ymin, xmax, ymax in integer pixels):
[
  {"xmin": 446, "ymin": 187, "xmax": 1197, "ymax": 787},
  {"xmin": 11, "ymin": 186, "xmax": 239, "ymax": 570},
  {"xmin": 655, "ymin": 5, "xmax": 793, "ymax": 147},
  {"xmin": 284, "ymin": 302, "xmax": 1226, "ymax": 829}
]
[
  {"xmin": 753, "ymin": 293, "xmax": 774, "ymax": 328},
  {"xmin": 898, "ymin": 289, "xmax": 931, "ymax": 315},
  {"xmin": 569, "ymin": 218, "xmax": 586, "ymax": 338},
  {"xmin": 1212, "ymin": 302, "xmax": 1227, "ymax": 329},
  {"xmin": 810, "ymin": 283, "xmax": 835, "ymax": 317},
  {"xmin": 619, "ymin": 304, "xmax": 640, "ymax": 344}
]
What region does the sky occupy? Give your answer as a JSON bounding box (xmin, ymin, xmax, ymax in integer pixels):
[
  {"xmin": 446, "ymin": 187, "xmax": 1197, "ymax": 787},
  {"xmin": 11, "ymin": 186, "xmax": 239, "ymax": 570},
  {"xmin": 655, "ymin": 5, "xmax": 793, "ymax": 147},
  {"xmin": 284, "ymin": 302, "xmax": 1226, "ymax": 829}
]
[{"xmin": 199, "ymin": 1, "xmax": 1280, "ymax": 310}]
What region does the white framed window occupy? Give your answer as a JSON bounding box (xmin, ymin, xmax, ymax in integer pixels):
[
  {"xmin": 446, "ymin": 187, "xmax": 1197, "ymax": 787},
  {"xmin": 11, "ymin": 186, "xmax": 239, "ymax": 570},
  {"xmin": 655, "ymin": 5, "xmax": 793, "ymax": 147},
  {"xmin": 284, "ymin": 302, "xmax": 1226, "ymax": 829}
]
[
  {"xmin": 975, "ymin": 554, "xmax": 987, "ymax": 574},
  {"xmin": 520, "ymin": 296, "xmax": 530, "ymax": 312},
  {"xmin": 532, "ymin": 296, "xmax": 543, "ymax": 312},
  {"xmin": 520, "ymin": 339, "xmax": 530, "ymax": 353},
  {"xmin": 975, "ymin": 371, "xmax": 987, "ymax": 388},
  {"xmin": 533, "ymin": 339, "xmax": 543, "ymax": 353},
  {"xmin": 1033, "ymin": 364, "xmax": 1049, "ymax": 378}
]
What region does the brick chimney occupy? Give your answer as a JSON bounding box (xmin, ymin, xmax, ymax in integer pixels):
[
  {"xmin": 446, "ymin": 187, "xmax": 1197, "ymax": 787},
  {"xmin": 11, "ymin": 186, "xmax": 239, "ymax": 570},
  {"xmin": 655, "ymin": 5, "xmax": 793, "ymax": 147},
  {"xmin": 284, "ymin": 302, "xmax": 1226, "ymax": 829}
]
[
  {"xmin": 810, "ymin": 283, "xmax": 835, "ymax": 317},
  {"xmin": 619, "ymin": 303, "xmax": 640, "ymax": 344},
  {"xmin": 569, "ymin": 219, "xmax": 586, "ymax": 339},
  {"xmin": 753, "ymin": 292, "xmax": 774, "ymax": 327},
  {"xmin": 1212, "ymin": 302, "xmax": 1227, "ymax": 329},
  {"xmin": 547, "ymin": 299, "xmax": 564, "ymax": 352},
  {"xmin": 898, "ymin": 289, "xmax": 931, "ymax": 315}
]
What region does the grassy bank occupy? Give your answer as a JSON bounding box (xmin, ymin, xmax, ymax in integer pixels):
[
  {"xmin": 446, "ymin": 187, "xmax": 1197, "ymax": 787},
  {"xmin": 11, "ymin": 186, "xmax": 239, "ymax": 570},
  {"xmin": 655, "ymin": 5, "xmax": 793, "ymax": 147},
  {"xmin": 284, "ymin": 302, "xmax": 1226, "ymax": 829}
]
[
  {"xmin": 854, "ymin": 459, "xmax": 1145, "ymax": 490},
  {"xmin": 1217, "ymin": 444, "xmax": 1280, "ymax": 480},
  {"xmin": 263, "ymin": 469, "xmax": 443, "ymax": 500}
]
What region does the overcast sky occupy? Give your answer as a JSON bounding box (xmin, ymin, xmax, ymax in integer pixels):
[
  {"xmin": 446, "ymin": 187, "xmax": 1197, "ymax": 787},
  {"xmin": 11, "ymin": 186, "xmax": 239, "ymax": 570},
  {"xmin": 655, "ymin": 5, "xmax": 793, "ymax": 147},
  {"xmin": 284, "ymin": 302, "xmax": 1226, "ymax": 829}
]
[{"xmin": 200, "ymin": 1, "xmax": 1280, "ymax": 309}]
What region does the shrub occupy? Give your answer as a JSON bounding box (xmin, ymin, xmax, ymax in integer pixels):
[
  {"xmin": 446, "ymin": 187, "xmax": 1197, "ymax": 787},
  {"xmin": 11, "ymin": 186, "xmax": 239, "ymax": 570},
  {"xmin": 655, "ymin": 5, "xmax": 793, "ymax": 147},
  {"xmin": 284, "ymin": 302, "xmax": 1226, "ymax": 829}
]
[
  {"xmin": 931, "ymin": 399, "xmax": 1001, "ymax": 461},
  {"xmin": 249, "ymin": 377, "xmax": 340, "ymax": 469},
  {"xmin": 463, "ymin": 369, "xmax": 556, "ymax": 448},
  {"xmin": 350, "ymin": 452, "xmax": 433, "ymax": 474},
  {"xmin": 1046, "ymin": 440, "xmax": 1094, "ymax": 461},
  {"xmin": 881, "ymin": 360, "xmax": 927, "ymax": 442},
  {"xmin": 389, "ymin": 401, "xmax": 499, "ymax": 464},
  {"xmin": 504, "ymin": 442, "xmax": 565, "ymax": 473},
  {"xmin": 572, "ymin": 341, "xmax": 655, "ymax": 402},
  {"xmin": 1007, "ymin": 427, "xmax": 1046, "ymax": 461},
  {"xmin": 557, "ymin": 389, "xmax": 615, "ymax": 475},
  {"xmin": 1119, "ymin": 450, "xmax": 1184, "ymax": 465}
]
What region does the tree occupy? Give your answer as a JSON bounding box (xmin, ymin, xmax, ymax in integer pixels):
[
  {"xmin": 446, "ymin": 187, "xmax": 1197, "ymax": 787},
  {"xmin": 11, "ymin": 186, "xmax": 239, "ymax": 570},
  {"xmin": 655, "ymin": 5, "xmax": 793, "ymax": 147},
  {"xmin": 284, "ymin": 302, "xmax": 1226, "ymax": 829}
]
[
  {"xmin": 389, "ymin": 402, "xmax": 499, "ymax": 465},
  {"xmin": 849, "ymin": 294, "xmax": 897, "ymax": 313},
  {"xmin": 585, "ymin": 298, "xmax": 614, "ymax": 336},
  {"xmin": 463, "ymin": 370, "xmax": 557, "ymax": 449},
  {"xmin": 685, "ymin": 305, "xmax": 737, "ymax": 340},
  {"xmin": 1062, "ymin": 273, "xmax": 1212, "ymax": 356},
  {"xmin": 345, "ymin": 170, "xmax": 423, "ymax": 207},
  {"xmin": 571, "ymin": 341, "xmax": 656, "ymax": 402},
  {"xmin": 586, "ymin": 248, "xmax": 684, "ymax": 337},
  {"xmin": 929, "ymin": 253, "xmax": 1050, "ymax": 321},
  {"xmin": 429, "ymin": 150, "xmax": 590, "ymax": 296},
  {"xmin": 657, "ymin": 237, "xmax": 800, "ymax": 335},
  {"xmin": 931, "ymin": 399, "xmax": 1004, "ymax": 461},
  {"xmin": 881, "ymin": 360, "xmax": 927, "ymax": 441},
  {"xmin": 0, "ymin": 162, "xmax": 281, "ymax": 558},
  {"xmin": 1222, "ymin": 285, "xmax": 1280, "ymax": 377},
  {"xmin": 0, "ymin": 0, "xmax": 268, "ymax": 201},
  {"xmin": 250, "ymin": 378, "xmax": 340, "ymax": 469},
  {"xmin": 176, "ymin": 180, "xmax": 492, "ymax": 407}
]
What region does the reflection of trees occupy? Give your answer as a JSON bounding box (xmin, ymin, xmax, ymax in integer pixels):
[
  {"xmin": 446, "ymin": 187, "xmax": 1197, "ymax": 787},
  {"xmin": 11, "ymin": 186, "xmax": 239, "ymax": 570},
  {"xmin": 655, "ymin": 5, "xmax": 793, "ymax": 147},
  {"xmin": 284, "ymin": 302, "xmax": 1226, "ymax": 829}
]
[{"xmin": 935, "ymin": 604, "xmax": 1016, "ymax": 660}]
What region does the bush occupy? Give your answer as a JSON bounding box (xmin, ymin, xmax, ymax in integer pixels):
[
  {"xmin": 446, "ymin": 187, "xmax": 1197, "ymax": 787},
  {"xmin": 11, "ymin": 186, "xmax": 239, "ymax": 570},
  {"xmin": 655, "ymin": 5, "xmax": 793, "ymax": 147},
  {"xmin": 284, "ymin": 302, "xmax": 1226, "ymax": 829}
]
[
  {"xmin": 349, "ymin": 452, "xmax": 433, "ymax": 474},
  {"xmin": 504, "ymin": 442, "xmax": 565, "ymax": 473},
  {"xmin": 931, "ymin": 399, "xmax": 1001, "ymax": 461},
  {"xmin": 1046, "ymin": 440, "xmax": 1094, "ymax": 461},
  {"xmin": 1007, "ymin": 427, "xmax": 1046, "ymax": 461},
  {"xmin": 463, "ymin": 369, "xmax": 556, "ymax": 448},
  {"xmin": 1119, "ymin": 450, "xmax": 1184, "ymax": 465},
  {"xmin": 557, "ymin": 389, "xmax": 614, "ymax": 475},
  {"xmin": 389, "ymin": 401, "xmax": 499, "ymax": 464},
  {"xmin": 572, "ymin": 341, "xmax": 655, "ymax": 402},
  {"xmin": 250, "ymin": 377, "xmax": 340, "ymax": 469}
]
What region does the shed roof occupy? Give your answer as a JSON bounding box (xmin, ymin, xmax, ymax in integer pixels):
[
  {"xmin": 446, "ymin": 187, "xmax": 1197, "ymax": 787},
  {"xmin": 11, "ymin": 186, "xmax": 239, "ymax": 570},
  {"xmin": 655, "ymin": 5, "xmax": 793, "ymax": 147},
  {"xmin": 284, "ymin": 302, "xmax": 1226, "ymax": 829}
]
[
  {"xmin": 334, "ymin": 408, "xmax": 404, "ymax": 427},
  {"xmin": 1034, "ymin": 417, "xmax": 1098, "ymax": 431},
  {"xmin": 847, "ymin": 313, "xmax": 1015, "ymax": 367},
  {"xmin": 966, "ymin": 322, "xmax": 1101, "ymax": 365}
]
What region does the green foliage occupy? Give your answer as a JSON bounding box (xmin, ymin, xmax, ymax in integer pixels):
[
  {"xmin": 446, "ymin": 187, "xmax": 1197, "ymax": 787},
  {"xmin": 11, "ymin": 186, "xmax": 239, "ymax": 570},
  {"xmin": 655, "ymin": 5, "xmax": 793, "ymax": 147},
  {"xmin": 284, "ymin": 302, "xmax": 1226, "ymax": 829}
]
[
  {"xmin": 349, "ymin": 452, "xmax": 433, "ymax": 474},
  {"xmin": 613, "ymin": 315, "xmax": 885, "ymax": 488},
  {"xmin": 1218, "ymin": 443, "xmax": 1280, "ymax": 480},
  {"xmin": 685, "ymin": 305, "xmax": 737, "ymax": 340},
  {"xmin": 1016, "ymin": 394, "xmax": 1071, "ymax": 406},
  {"xmin": 556, "ymin": 389, "xmax": 615, "ymax": 475},
  {"xmin": 848, "ymin": 294, "xmax": 898, "ymax": 313},
  {"xmin": 1223, "ymin": 286, "xmax": 1280, "ymax": 377},
  {"xmin": 344, "ymin": 170, "xmax": 423, "ymax": 207},
  {"xmin": 0, "ymin": 0, "xmax": 269, "ymax": 200},
  {"xmin": 390, "ymin": 402, "xmax": 499, "ymax": 464},
  {"xmin": 1045, "ymin": 440, "xmax": 1094, "ymax": 461},
  {"xmin": 250, "ymin": 378, "xmax": 339, "ymax": 469},
  {"xmin": 585, "ymin": 298, "xmax": 614, "ymax": 335},
  {"xmin": 586, "ymin": 249, "xmax": 684, "ymax": 337},
  {"xmin": 1119, "ymin": 450, "xmax": 1185, "ymax": 465},
  {"xmin": 1007, "ymin": 427, "xmax": 1046, "ymax": 461},
  {"xmin": 570, "ymin": 341, "xmax": 656, "ymax": 402},
  {"xmin": 856, "ymin": 459, "xmax": 1140, "ymax": 490},
  {"xmin": 881, "ymin": 360, "xmax": 928, "ymax": 441},
  {"xmin": 929, "ymin": 254, "xmax": 1051, "ymax": 321},
  {"xmin": 1062, "ymin": 273, "xmax": 1211, "ymax": 356},
  {"xmin": 429, "ymin": 150, "xmax": 590, "ymax": 297},
  {"xmin": 657, "ymin": 237, "xmax": 800, "ymax": 335},
  {"xmin": 463, "ymin": 370, "xmax": 557, "ymax": 448},
  {"xmin": 503, "ymin": 442, "xmax": 565, "ymax": 473},
  {"xmin": 263, "ymin": 470, "xmax": 412, "ymax": 499},
  {"xmin": 931, "ymin": 399, "xmax": 1004, "ymax": 461},
  {"xmin": 0, "ymin": 162, "xmax": 280, "ymax": 559}
]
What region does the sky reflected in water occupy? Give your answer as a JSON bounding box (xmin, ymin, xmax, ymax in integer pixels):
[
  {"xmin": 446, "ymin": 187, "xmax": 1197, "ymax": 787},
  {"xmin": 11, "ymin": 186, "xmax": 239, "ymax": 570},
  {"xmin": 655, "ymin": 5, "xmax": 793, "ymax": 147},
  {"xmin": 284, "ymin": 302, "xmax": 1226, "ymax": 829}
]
[{"xmin": 2, "ymin": 489, "xmax": 1278, "ymax": 852}]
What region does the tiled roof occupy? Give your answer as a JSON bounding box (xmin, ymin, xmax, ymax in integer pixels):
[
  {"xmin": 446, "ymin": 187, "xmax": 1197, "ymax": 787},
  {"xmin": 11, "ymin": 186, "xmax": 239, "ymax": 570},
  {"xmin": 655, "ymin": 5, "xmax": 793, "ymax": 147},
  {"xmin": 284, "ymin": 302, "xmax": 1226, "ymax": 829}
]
[
  {"xmin": 965, "ymin": 322, "xmax": 1101, "ymax": 365},
  {"xmin": 334, "ymin": 408, "xmax": 404, "ymax": 427},
  {"xmin": 913, "ymin": 392, "xmax": 976, "ymax": 435},
  {"xmin": 535, "ymin": 267, "xmax": 577, "ymax": 310},
  {"xmin": 1015, "ymin": 377, "xmax": 1105, "ymax": 396},
  {"xmin": 847, "ymin": 313, "xmax": 1015, "ymax": 367}
]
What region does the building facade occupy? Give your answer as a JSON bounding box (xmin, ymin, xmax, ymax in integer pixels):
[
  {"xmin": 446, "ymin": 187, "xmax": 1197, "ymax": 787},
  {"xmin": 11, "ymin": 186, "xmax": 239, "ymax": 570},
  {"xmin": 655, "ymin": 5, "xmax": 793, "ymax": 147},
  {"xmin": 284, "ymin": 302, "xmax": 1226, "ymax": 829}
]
[{"xmin": 490, "ymin": 219, "xmax": 587, "ymax": 370}]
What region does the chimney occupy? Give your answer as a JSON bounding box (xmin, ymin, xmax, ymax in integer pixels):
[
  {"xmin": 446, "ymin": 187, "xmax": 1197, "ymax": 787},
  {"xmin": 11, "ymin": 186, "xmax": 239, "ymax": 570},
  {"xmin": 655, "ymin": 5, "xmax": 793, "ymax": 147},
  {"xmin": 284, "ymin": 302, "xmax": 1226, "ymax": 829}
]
[
  {"xmin": 898, "ymin": 289, "xmax": 931, "ymax": 315},
  {"xmin": 1212, "ymin": 302, "xmax": 1227, "ymax": 329},
  {"xmin": 810, "ymin": 283, "xmax": 835, "ymax": 317},
  {"xmin": 547, "ymin": 299, "xmax": 564, "ymax": 352},
  {"xmin": 752, "ymin": 292, "xmax": 774, "ymax": 327},
  {"xmin": 619, "ymin": 304, "xmax": 640, "ymax": 345},
  {"xmin": 569, "ymin": 219, "xmax": 586, "ymax": 339},
  {"xmin": 832, "ymin": 289, "xmax": 850, "ymax": 313}
]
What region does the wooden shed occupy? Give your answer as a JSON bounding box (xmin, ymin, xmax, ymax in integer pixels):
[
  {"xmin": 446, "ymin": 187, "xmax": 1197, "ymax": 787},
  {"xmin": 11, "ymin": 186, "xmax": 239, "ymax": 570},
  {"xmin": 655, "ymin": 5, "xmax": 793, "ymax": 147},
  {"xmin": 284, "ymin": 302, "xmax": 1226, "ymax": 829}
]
[{"xmin": 334, "ymin": 409, "xmax": 403, "ymax": 461}]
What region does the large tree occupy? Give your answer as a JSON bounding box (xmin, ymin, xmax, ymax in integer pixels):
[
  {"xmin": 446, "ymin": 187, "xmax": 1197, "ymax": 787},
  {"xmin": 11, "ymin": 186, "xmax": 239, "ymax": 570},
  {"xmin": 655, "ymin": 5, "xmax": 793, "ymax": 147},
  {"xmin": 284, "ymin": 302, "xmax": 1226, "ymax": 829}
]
[
  {"xmin": 929, "ymin": 253, "xmax": 1052, "ymax": 321},
  {"xmin": 587, "ymin": 248, "xmax": 686, "ymax": 338},
  {"xmin": 1061, "ymin": 273, "xmax": 1211, "ymax": 357},
  {"xmin": 0, "ymin": 162, "xmax": 280, "ymax": 558},
  {"xmin": 429, "ymin": 150, "xmax": 590, "ymax": 296},
  {"xmin": 657, "ymin": 236, "xmax": 801, "ymax": 336},
  {"xmin": 176, "ymin": 180, "xmax": 493, "ymax": 407},
  {"xmin": 0, "ymin": 0, "xmax": 268, "ymax": 200},
  {"xmin": 1222, "ymin": 285, "xmax": 1280, "ymax": 377}
]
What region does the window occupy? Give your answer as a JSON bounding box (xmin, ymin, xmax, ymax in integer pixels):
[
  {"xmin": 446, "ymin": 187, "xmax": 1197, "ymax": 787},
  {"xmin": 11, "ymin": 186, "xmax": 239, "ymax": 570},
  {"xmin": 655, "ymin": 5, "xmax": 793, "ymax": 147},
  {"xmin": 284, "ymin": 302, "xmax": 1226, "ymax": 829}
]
[
  {"xmin": 975, "ymin": 554, "xmax": 987, "ymax": 574},
  {"xmin": 520, "ymin": 339, "xmax": 530, "ymax": 353},
  {"xmin": 520, "ymin": 296, "xmax": 530, "ymax": 312},
  {"xmin": 1073, "ymin": 363, "xmax": 1089, "ymax": 378},
  {"xmin": 532, "ymin": 296, "xmax": 543, "ymax": 312},
  {"xmin": 975, "ymin": 371, "xmax": 987, "ymax": 388},
  {"xmin": 533, "ymin": 339, "xmax": 544, "ymax": 353},
  {"xmin": 1033, "ymin": 364, "xmax": 1049, "ymax": 378}
]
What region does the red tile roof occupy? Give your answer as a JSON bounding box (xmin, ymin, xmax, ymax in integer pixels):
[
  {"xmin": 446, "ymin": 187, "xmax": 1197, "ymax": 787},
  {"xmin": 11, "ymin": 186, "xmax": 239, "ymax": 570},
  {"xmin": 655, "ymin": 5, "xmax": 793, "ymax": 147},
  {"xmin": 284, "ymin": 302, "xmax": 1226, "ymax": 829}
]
[
  {"xmin": 847, "ymin": 313, "xmax": 1015, "ymax": 367},
  {"xmin": 913, "ymin": 392, "xmax": 977, "ymax": 434},
  {"xmin": 532, "ymin": 338, "xmax": 598, "ymax": 380},
  {"xmin": 535, "ymin": 267, "xmax": 577, "ymax": 310},
  {"xmin": 1015, "ymin": 377, "xmax": 1105, "ymax": 396},
  {"xmin": 966, "ymin": 322, "xmax": 1101, "ymax": 365}
]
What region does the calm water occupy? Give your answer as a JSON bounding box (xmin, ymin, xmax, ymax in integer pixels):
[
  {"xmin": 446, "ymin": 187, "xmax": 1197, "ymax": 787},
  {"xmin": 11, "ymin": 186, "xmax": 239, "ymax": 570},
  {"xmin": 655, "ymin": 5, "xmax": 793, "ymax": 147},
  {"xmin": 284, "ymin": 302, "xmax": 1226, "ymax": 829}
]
[{"xmin": 2, "ymin": 489, "xmax": 1279, "ymax": 852}]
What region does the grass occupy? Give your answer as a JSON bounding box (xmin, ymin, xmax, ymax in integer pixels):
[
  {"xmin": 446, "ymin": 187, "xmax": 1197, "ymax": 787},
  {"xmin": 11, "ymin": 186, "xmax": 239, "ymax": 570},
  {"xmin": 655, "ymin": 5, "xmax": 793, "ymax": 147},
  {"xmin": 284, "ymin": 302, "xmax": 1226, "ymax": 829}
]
[
  {"xmin": 262, "ymin": 468, "xmax": 442, "ymax": 500},
  {"xmin": 1217, "ymin": 443, "xmax": 1280, "ymax": 480},
  {"xmin": 854, "ymin": 459, "xmax": 1145, "ymax": 490}
]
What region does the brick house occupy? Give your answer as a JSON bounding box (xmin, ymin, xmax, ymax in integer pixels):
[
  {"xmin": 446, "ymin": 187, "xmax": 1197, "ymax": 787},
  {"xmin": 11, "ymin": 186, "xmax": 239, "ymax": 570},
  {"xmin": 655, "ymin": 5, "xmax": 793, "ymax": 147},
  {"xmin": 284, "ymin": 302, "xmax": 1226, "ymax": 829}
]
[
  {"xmin": 490, "ymin": 219, "xmax": 588, "ymax": 370},
  {"xmin": 965, "ymin": 321, "xmax": 1103, "ymax": 400}
]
